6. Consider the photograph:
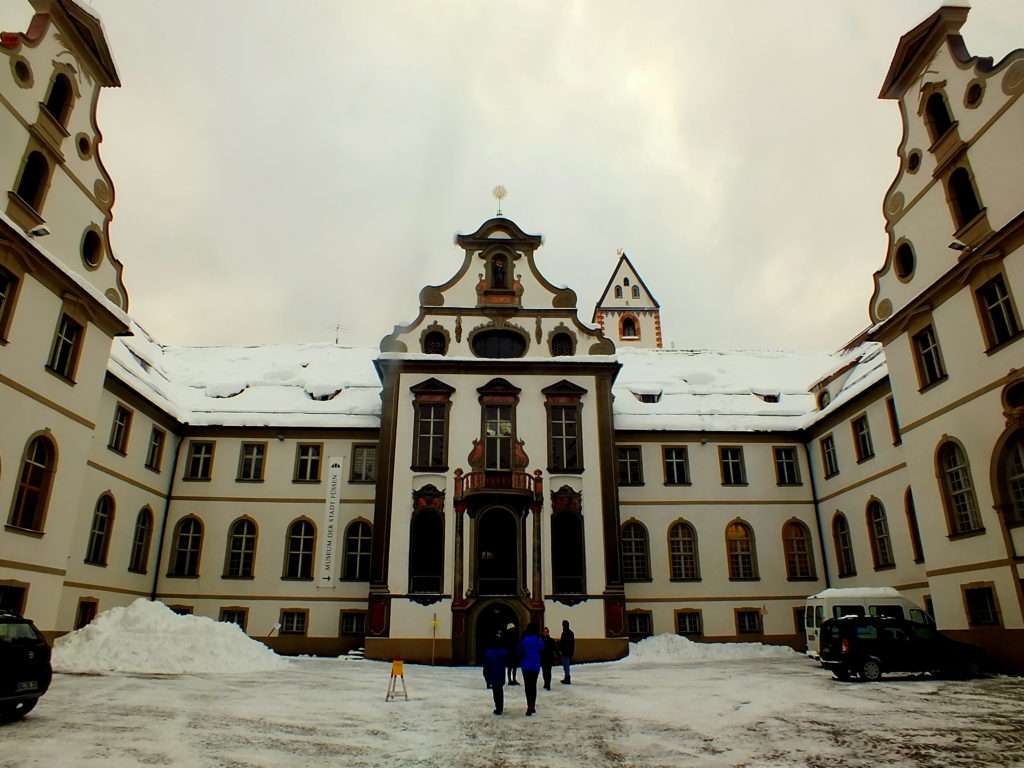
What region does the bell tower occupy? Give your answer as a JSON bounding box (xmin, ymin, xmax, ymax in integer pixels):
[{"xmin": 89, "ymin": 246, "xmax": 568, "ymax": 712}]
[{"xmin": 592, "ymin": 251, "xmax": 663, "ymax": 348}]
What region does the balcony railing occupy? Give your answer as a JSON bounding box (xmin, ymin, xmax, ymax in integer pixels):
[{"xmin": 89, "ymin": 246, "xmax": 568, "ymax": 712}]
[{"xmin": 454, "ymin": 469, "xmax": 542, "ymax": 501}]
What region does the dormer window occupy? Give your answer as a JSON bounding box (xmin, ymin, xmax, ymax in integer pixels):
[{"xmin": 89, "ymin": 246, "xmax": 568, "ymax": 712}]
[
  {"xmin": 44, "ymin": 73, "xmax": 74, "ymax": 127},
  {"xmin": 614, "ymin": 286, "xmax": 623, "ymax": 299},
  {"xmin": 817, "ymin": 390, "xmax": 831, "ymax": 409},
  {"xmin": 632, "ymin": 390, "xmax": 661, "ymax": 404},
  {"xmin": 423, "ymin": 331, "xmax": 447, "ymax": 355},
  {"xmin": 925, "ymin": 91, "xmax": 953, "ymax": 144}
]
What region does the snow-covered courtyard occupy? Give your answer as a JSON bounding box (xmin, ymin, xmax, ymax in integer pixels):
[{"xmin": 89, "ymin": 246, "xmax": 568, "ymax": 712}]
[{"xmin": 7, "ymin": 650, "xmax": 1024, "ymax": 767}]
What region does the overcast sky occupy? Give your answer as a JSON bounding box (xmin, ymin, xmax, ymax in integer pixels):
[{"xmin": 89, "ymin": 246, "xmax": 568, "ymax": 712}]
[{"xmin": 15, "ymin": 1, "xmax": 1024, "ymax": 350}]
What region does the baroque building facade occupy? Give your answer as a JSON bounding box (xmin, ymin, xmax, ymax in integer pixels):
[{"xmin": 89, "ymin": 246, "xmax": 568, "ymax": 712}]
[{"xmin": 1, "ymin": 2, "xmax": 1022, "ymax": 668}]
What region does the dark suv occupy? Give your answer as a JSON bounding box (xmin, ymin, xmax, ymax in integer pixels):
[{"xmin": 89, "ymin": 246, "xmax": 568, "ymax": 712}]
[
  {"xmin": 820, "ymin": 616, "xmax": 987, "ymax": 682},
  {"xmin": 0, "ymin": 611, "xmax": 52, "ymax": 722}
]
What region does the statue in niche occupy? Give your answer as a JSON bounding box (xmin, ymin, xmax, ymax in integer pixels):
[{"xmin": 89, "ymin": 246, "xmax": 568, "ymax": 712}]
[{"xmin": 492, "ymin": 256, "xmax": 507, "ymax": 289}]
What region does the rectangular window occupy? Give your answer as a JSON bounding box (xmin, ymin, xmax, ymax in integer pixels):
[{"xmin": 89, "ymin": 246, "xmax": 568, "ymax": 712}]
[
  {"xmin": 964, "ymin": 586, "xmax": 1000, "ymax": 627},
  {"xmin": 852, "ymin": 415, "xmax": 875, "ymax": 462},
  {"xmin": 340, "ymin": 611, "xmax": 367, "ymax": 635},
  {"xmin": 820, "ymin": 435, "xmax": 839, "ymax": 478},
  {"xmin": 719, "ymin": 446, "xmax": 747, "ymax": 485},
  {"xmin": 145, "ymin": 428, "xmax": 166, "ymax": 472},
  {"xmin": 219, "ymin": 608, "xmax": 248, "ymax": 631},
  {"xmin": 736, "ymin": 609, "xmax": 763, "ymax": 635},
  {"xmin": 46, "ymin": 313, "xmax": 83, "ymax": 380},
  {"xmin": 350, "ymin": 445, "xmax": 377, "ymax": 483},
  {"xmin": 0, "ymin": 267, "xmax": 18, "ymax": 339},
  {"xmin": 280, "ymin": 610, "xmax": 307, "ymax": 635},
  {"xmin": 675, "ymin": 611, "xmax": 702, "ymax": 637},
  {"xmin": 483, "ymin": 405, "xmax": 513, "ymax": 470},
  {"xmin": 413, "ymin": 404, "xmax": 448, "ymax": 470},
  {"xmin": 616, "ymin": 446, "xmax": 644, "ymax": 486},
  {"xmin": 976, "ymin": 274, "xmax": 1021, "ymax": 349},
  {"xmin": 237, "ymin": 442, "xmax": 266, "ymax": 481},
  {"xmin": 74, "ymin": 599, "xmax": 98, "ymax": 630},
  {"xmin": 169, "ymin": 605, "xmax": 193, "ymax": 616},
  {"xmin": 885, "ymin": 397, "xmax": 902, "ymax": 446},
  {"xmin": 294, "ymin": 443, "xmax": 322, "ymax": 482},
  {"xmin": 912, "ymin": 325, "xmax": 947, "ymax": 389},
  {"xmin": 183, "ymin": 440, "xmax": 215, "ymax": 481},
  {"xmin": 626, "ymin": 611, "xmax": 653, "ymax": 640},
  {"xmin": 663, "ymin": 446, "xmax": 690, "ymax": 485},
  {"xmin": 549, "ymin": 405, "xmax": 580, "ymax": 472},
  {"xmin": 108, "ymin": 404, "xmax": 133, "ymax": 455},
  {"xmin": 773, "ymin": 446, "xmax": 800, "ymax": 486}
]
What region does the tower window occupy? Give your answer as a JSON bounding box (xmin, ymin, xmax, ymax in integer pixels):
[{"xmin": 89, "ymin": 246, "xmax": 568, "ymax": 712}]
[
  {"xmin": 15, "ymin": 151, "xmax": 50, "ymax": 212},
  {"xmin": 925, "ymin": 92, "xmax": 953, "ymax": 144},
  {"xmin": 82, "ymin": 230, "xmax": 103, "ymax": 268},
  {"xmin": 44, "ymin": 73, "xmax": 74, "ymax": 127},
  {"xmin": 949, "ymin": 167, "xmax": 982, "ymax": 228},
  {"xmin": 491, "ymin": 255, "xmax": 508, "ymax": 289},
  {"xmin": 894, "ymin": 242, "xmax": 914, "ymax": 280}
]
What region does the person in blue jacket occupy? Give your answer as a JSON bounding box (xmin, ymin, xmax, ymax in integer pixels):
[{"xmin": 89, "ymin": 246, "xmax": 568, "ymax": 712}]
[
  {"xmin": 482, "ymin": 631, "xmax": 508, "ymax": 715},
  {"xmin": 516, "ymin": 622, "xmax": 545, "ymax": 716}
]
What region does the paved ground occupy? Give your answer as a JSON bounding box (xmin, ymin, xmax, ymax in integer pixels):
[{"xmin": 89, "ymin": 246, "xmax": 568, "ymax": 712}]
[{"xmin": 3, "ymin": 654, "xmax": 1024, "ymax": 767}]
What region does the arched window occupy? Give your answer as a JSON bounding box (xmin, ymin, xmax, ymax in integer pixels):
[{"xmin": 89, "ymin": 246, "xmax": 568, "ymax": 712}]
[
  {"xmin": 423, "ymin": 331, "xmax": 447, "ymax": 355},
  {"xmin": 551, "ymin": 510, "xmax": 585, "ymax": 593},
  {"xmin": 8, "ymin": 434, "xmax": 56, "ymax": 532},
  {"xmin": 409, "ymin": 508, "xmax": 443, "ymax": 593},
  {"xmin": 832, "ymin": 513, "xmax": 855, "ymax": 577},
  {"xmin": 1000, "ymin": 432, "xmax": 1024, "ymax": 526},
  {"xmin": 84, "ymin": 494, "xmax": 115, "ymax": 566},
  {"xmin": 938, "ymin": 441, "xmax": 982, "ymax": 534},
  {"xmin": 726, "ymin": 521, "xmax": 758, "ymax": 580},
  {"xmin": 866, "ymin": 501, "xmax": 895, "ymax": 569},
  {"xmin": 925, "ymin": 92, "xmax": 953, "ymax": 143},
  {"xmin": 614, "ymin": 286, "xmax": 623, "ymax": 299},
  {"xmin": 623, "ymin": 277, "xmax": 630, "ymax": 287},
  {"xmin": 343, "ymin": 520, "xmax": 372, "ymax": 580},
  {"xmin": 15, "ymin": 151, "xmax": 50, "ymax": 212},
  {"xmin": 621, "ymin": 521, "xmax": 650, "ymax": 581},
  {"xmin": 44, "ymin": 73, "xmax": 73, "ymax": 126},
  {"xmin": 631, "ymin": 285, "xmax": 640, "ymax": 299},
  {"xmin": 782, "ymin": 520, "xmax": 815, "ymax": 580},
  {"xmin": 284, "ymin": 519, "xmax": 315, "ymax": 579},
  {"xmin": 621, "ymin": 317, "xmax": 638, "ymax": 339},
  {"xmin": 949, "ymin": 167, "xmax": 982, "ymax": 228},
  {"xmin": 550, "ymin": 332, "xmax": 574, "ymax": 357},
  {"xmin": 905, "ymin": 489, "xmax": 925, "ymax": 563},
  {"xmin": 128, "ymin": 507, "xmax": 153, "ymax": 574},
  {"xmin": 668, "ymin": 521, "xmax": 699, "ymax": 581},
  {"xmin": 169, "ymin": 516, "xmax": 203, "ymax": 577},
  {"xmin": 225, "ymin": 517, "xmax": 257, "ymax": 578}
]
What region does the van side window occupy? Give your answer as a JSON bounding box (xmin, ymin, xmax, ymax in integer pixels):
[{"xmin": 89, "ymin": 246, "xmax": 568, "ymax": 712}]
[
  {"xmin": 833, "ymin": 604, "xmax": 865, "ymax": 619},
  {"xmin": 805, "ymin": 610, "xmax": 815, "ymax": 628},
  {"xmin": 854, "ymin": 625, "xmax": 878, "ymax": 640},
  {"xmin": 908, "ymin": 609, "xmax": 929, "ymax": 625},
  {"xmin": 815, "ymin": 606, "xmax": 823, "ymax": 627},
  {"xmin": 870, "ymin": 605, "xmax": 904, "ymax": 619},
  {"xmin": 882, "ymin": 627, "xmax": 908, "ymax": 642}
]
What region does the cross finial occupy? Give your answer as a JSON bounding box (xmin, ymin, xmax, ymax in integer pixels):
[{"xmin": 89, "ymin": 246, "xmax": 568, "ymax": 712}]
[
  {"xmin": 492, "ymin": 185, "xmax": 507, "ymax": 216},
  {"xmin": 616, "ymin": 248, "xmax": 625, "ymax": 257}
]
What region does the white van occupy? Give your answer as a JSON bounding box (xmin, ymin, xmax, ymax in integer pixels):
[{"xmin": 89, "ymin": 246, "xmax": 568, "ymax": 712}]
[{"xmin": 804, "ymin": 587, "xmax": 932, "ymax": 658}]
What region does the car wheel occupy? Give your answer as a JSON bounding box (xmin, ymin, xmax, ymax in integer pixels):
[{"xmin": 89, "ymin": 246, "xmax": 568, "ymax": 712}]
[
  {"xmin": 0, "ymin": 698, "xmax": 38, "ymax": 723},
  {"xmin": 859, "ymin": 659, "xmax": 882, "ymax": 682}
]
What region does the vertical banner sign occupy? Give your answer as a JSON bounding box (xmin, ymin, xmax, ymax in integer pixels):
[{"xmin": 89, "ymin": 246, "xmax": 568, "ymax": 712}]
[{"xmin": 318, "ymin": 456, "xmax": 344, "ymax": 589}]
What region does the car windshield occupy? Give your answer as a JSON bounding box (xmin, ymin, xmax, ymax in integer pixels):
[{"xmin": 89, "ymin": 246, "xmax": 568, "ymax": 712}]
[{"xmin": 0, "ymin": 622, "xmax": 40, "ymax": 644}]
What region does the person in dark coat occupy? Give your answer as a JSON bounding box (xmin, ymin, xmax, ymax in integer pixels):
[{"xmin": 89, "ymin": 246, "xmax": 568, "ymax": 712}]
[
  {"xmin": 540, "ymin": 626, "xmax": 560, "ymax": 691},
  {"xmin": 516, "ymin": 622, "xmax": 545, "ymax": 716},
  {"xmin": 559, "ymin": 619, "xmax": 575, "ymax": 684},
  {"xmin": 503, "ymin": 623, "xmax": 519, "ymax": 685},
  {"xmin": 482, "ymin": 631, "xmax": 508, "ymax": 715}
]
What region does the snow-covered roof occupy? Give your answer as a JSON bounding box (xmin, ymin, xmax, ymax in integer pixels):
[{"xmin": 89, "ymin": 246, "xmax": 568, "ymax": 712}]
[{"xmin": 108, "ymin": 327, "xmax": 887, "ymax": 432}]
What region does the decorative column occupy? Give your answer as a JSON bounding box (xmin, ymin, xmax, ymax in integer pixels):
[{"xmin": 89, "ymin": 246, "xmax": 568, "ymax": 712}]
[
  {"xmin": 530, "ymin": 470, "xmax": 544, "ymax": 610},
  {"xmin": 453, "ymin": 469, "xmax": 466, "ymax": 606}
]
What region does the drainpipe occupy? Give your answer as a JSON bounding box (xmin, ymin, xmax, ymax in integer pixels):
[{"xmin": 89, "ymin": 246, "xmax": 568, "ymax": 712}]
[
  {"xmin": 150, "ymin": 431, "xmax": 185, "ymax": 600},
  {"xmin": 803, "ymin": 442, "xmax": 831, "ymax": 588}
]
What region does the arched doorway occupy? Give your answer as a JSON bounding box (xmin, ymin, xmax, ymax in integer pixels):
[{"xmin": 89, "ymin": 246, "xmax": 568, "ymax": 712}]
[
  {"xmin": 477, "ymin": 507, "xmax": 519, "ymax": 595},
  {"xmin": 473, "ymin": 600, "xmax": 520, "ymax": 664}
]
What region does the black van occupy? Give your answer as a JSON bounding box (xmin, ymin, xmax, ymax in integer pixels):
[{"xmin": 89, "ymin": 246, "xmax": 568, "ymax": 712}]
[
  {"xmin": 0, "ymin": 611, "xmax": 52, "ymax": 722},
  {"xmin": 819, "ymin": 615, "xmax": 986, "ymax": 682}
]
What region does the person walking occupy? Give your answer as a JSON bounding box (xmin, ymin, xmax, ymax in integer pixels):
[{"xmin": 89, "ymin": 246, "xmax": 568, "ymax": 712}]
[
  {"xmin": 559, "ymin": 619, "xmax": 575, "ymax": 684},
  {"xmin": 482, "ymin": 631, "xmax": 508, "ymax": 715},
  {"xmin": 503, "ymin": 623, "xmax": 519, "ymax": 685},
  {"xmin": 516, "ymin": 622, "xmax": 544, "ymax": 716},
  {"xmin": 540, "ymin": 626, "xmax": 560, "ymax": 691}
]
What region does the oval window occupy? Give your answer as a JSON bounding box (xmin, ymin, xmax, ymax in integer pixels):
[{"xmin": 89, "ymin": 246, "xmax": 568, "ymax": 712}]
[{"xmin": 471, "ymin": 330, "xmax": 527, "ymax": 359}]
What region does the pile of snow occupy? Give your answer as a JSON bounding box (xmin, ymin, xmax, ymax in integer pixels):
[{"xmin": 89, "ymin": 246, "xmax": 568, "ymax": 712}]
[
  {"xmin": 621, "ymin": 634, "xmax": 798, "ymax": 664},
  {"xmin": 53, "ymin": 599, "xmax": 288, "ymax": 675}
]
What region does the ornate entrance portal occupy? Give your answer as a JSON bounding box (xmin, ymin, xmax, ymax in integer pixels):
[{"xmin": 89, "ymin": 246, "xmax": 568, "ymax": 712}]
[{"xmin": 471, "ymin": 600, "xmax": 521, "ymax": 664}]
